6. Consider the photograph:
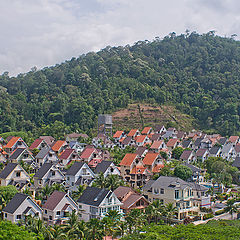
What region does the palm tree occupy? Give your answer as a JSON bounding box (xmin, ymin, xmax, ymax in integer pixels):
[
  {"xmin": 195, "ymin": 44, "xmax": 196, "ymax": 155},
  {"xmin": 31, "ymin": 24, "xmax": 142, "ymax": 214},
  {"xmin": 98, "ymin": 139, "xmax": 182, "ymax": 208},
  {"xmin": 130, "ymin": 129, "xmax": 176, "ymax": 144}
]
[
  {"xmin": 47, "ymin": 224, "xmax": 67, "ymax": 240},
  {"xmin": 105, "ymin": 174, "xmax": 124, "ymax": 191},
  {"xmin": 71, "ymin": 185, "xmax": 86, "ymax": 201},
  {"xmin": 86, "ymin": 218, "xmax": 104, "ymax": 240},
  {"xmin": 125, "ymin": 209, "xmax": 146, "ymax": 234},
  {"xmin": 164, "ymin": 203, "xmax": 177, "ymax": 224},
  {"xmin": 51, "ymin": 183, "xmax": 65, "ymax": 193},
  {"xmin": 94, "ymin": 172, "xmax": 106, "ymax": 189},
  {"xmin": 151, "ymin": 199, "xmax": 164, "ymax": 223},
  {"xmin": 39, "ymin": 184, "xmax": 52, "ymax": 200},
  {"xmin": 226, "ymin": 199, "xmax": 238, "ymax": 219}
]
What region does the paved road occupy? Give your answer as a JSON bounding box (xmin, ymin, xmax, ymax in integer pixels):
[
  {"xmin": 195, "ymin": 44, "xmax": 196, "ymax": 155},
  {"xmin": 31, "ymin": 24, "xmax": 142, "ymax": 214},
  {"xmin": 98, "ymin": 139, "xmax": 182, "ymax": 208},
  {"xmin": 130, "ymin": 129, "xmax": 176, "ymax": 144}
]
[{"xmin": 193, "ymin": 212, "xmax": 237, "ymax": 225}]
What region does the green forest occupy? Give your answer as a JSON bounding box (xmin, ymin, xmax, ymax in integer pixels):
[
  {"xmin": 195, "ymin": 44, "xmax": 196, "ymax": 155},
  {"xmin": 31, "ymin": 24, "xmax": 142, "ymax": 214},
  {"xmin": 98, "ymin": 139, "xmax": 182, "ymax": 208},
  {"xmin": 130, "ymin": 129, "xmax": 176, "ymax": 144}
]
[{"xmin": 1, "ymin": 31, "xmax": 240, "ymax": 137}]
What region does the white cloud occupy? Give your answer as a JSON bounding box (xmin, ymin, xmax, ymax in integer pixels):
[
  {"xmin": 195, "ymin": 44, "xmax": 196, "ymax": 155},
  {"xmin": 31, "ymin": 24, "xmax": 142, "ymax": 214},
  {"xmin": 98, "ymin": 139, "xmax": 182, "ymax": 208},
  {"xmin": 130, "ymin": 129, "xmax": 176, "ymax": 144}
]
[{"xmin": 0, "ymin": 0, "xmax": 239, "ymax": 75}]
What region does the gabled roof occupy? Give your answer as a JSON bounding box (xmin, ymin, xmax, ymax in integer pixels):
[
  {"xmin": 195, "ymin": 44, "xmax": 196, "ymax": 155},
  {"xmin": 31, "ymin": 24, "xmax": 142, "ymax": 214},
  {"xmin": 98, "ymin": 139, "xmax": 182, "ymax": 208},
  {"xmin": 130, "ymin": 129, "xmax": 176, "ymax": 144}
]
[
  {"xmin": 77, "ymin": 186, "xmax": 110, "ymax": 207},
  {"xmin": 88, "ymin": 158, "xmax": 102, "ymax": 168},
  {"xmin": 150, "ymin": 140, "xmax": 164, "ymax": 149},
  {"xmin": 152, "ymin": 164, "xmax": 164, "ymax": 173},
  {"xmin": 43, "ymin": 191, "xmax": 66, "ymax": 210},
  {"xmin": 128, "ymin": 129, "xmax": 139, "ymax": 137},
  {"xmin": 0, "ymin": 163, "xmax": 18, "ymax": 179},
  {"xmin": 182, "ymin": 139, "xmax": 192, "ymax": 148},
  {"xmin": 51, "ymin": 140, "xmax": 66, "ymax": 152},
  {"xmin": 182, "ymin": 162, "xmax": 203, "ymax": 173},
  {"xmin": 4, "ymin": 137, "xmax": 21, "ymax": 149},
  {"xmin": 194, "ymin": 137, "xmax": 204, "ymax": 147},
  {"xmin": 122, "ymin": 136, "xmax": 132, "ymax": 145},
  {"xmin": 180, "ymin": 150, "xmax": 192, "ymax": 160},
  {"xmin": 130, "ymin": 165, "xmax": 148, "ymax": 174},
  {"xmin": 155, "ymin": 125, "xmax": 165, "ymax": 132},
  {"xmin": 229, "ymin": 136, "xmax": 239, "ymax": 143},
  {"xmin": 141, "ymin": 127, "xmax": 152, "ymax": 135},
  {"xmin": 135, "ymin": 135, "xmax": 147, "ymax": 143},
  {"xmin": 59, "ymin": 149, "xmax": 75, "ymax": 160},
  {"xmin": 34, "ymin": 163, "xmax": 52, "ymax": 179},
  {"xmin": 95, "ymin": 160, "xmax": 113, "ymax": 174},
  {"xmin": 143, "ymin": 152, "xmax": 159, "ymax": 165},
  {"xmin": 196, "ymin": 148, "xmax": 208, "ymax": 157},
  {"xmin": 9, "ymin": 148, "xmax": 27, "ymax": 160},
  {"xmin": 222, "ymin": 144, "xmax": 233, "ymax": 154},
  {"xmin": 113, "ymin": 131, "xmax": 124, "ymax": 138},
  {"xmin": 218, "ymin": 137, "xmax": 227, "ymax": 146},
  {"xmin": 35, "ymin": 147, "xmax": 51, "ymax": 159},
  {"xmin": 136, "ymin": 146, "xmax": 147, "ymax": 156},
  {"xmin": 3, "ymin": 193, "xmax": 28, "ymax": 214},
  {"xmin": 209, "ymin": 146, "xmax": 221, "ymax": 155},
  {"xmin": 114, "ymin": 186, "xmax": 135, "ymax": 199},
  {"xmin": 81, "ymin": 147, "xmax": 96, "ymax": 159},
  {"xmin": 176, "ymin": 131, "xmax": 186, "ymax": 139},
  {"xmin": 66, "ymin": 133, "xmax": 88, "ymax": 139},
  {"xmin": 232, "ymin": 157, "xmax": 240, "ymax": 168},
  {"xmin": 150, "ymin": 133, "xmax": 162, "ymax": 141},
  {"xmin": 39, "ymin": 136, "xmax": 55, "ymax": 146},
  {"xmin": 122, "ymin": 194, "xmax": 145, "ymax": 209},
  {"xmin": 166, "ymin": 138, "xmax": 178, "ymax": 147},
  {"xmin": 119, "ymin": 153, "xmax": 138, "ymax": 166},
  {"xmin": 29, "ymin": 138, "xmax": 44, "ymax": 150},
  {"xmin": 65, "ymin": 162, "xmax": 84, "ymax": 176},
  {"xmin": 235, "ymin": 144, "xmax": 240, "ymax": 153}
]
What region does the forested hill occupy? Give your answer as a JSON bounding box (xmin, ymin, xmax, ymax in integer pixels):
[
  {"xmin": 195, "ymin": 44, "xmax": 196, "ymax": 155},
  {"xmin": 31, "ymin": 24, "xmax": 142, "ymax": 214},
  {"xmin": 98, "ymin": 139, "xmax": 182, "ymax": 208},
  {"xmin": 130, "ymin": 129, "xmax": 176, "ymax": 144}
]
[{"xmin": 0, "ymin": 32, "xmax": 240, "ymax": 137}]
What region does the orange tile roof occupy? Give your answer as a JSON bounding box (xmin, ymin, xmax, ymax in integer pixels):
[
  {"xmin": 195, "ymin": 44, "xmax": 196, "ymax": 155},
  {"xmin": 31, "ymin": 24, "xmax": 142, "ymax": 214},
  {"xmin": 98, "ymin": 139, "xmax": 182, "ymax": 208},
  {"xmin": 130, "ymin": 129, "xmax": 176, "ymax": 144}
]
[
  {"xmin": 167, "ymin": 138, "xmax": 178, "ymax": 147},
  {"xmin": 143, "ymin": 153, "xmax": 159, "ymax": 165},
  {"xmin": 4, "ymin": 137, "xmax": 21, "ymax": 149},
  {"xmin": 141, "ymin": 127, "xmax": 152, "ymax": 135},
  {"xmin": 160, "ymin": 148, "xmax": 169, "ymax": 153},
  {"xmin": 229, "ymin": 136, "xmax": 239, "ymax": 143},
  {"xmin": 143, "ymin": 141, "xmax": 152, "ymax": 147},
  {"xmin": 152, "ymin": 164, "xmax": 164, "ymax": 173},
  {"xmin": 130, "ymin": 165, "xmax": 147, "ymax": 174},
  {"xmin": 128, "ymin": 129, "xmax": 138, "ymax": 137},
  {"xmin": 135, "ymin": 135, "xmax": 147, "ymax": 143},
  {"xmin": 81, "ymin": 147, "xmax": 96, "ymax": 159},
  {"xmin": 119, "ymin": 153, "xmax": 138, "ymax": 166},
  {"xmin": 113, "ymin": 131, "xmax": 124, "ymax": 138},
  {"xmin": 151, "ymin": 140, "xmax": 164, "ymax": 149},
  {"xmin": 51, "ymin": 140, "xmax": 66, "ymax": 152},
  {"xmin": 119, "ymin": 137, "xmax": 126, "ymax": 143},
  {"xmin": 29, "ymin": 138, "xmax": 43, "ymax": 150}
]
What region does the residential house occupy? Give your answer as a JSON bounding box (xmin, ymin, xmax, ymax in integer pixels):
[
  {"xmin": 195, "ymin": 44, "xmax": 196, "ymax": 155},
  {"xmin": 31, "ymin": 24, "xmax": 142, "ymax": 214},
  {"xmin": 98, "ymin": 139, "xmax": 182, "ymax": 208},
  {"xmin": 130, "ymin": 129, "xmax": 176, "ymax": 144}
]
[
  {"xmin": 209, "ymin": 146, "xmax": 222, "ymax": 158},
  {"xmin": 166, "ymin": 138, "xmax": 180, "ymax": 151},
  {"xmin": 182, "ymin": 139, "xmax": 193, "ymax": 149},
  {"xmin": 4, "ymin": 137, "xmax": 28, "ymax": 154},
  {"xmin": 58, "ymin": 149, "xmax": 80, "ymax": 167},
  {"xmin": 127, "ymin": 129, "xmax": 140, "ymax": 138},
  {"xmin": 141, "ymin": 127, "xmax": 153, "ymax": 135},
  {"xmin": 182, "ymin": 163, "xmax": 206, "ymax": 183},
  {"xmin": 51, "ymin": 140, "xmax": 68, "ymax": 155},
  {"xmin": 218, "ymin": 137, "xmax": 228, "ymax": 146},
  {"xmin": 135, "ymin": 146, "xmax": 148, "ymax": 158},
  {"xmin": 199, "ymin": 138, "xmax": 213, "ymax": 149},
  {"xmin": 77, "ymin": 186, "xmax": 123, "ymax": 221},
  {"xmin": 80, "ymin": 147, "xmax": 98, "ymax": 162},
  {"xmin": 195, "ymin": 149, "xmax": 209, "ymax": 162},
  {"xmin": 235, "ymin": 144, "xmax": 240, "ymax": 157},
  {"xmin": 221, "ymin": 144, "xmax": 236, "ymax": 161},
  {"xmin": 0, "ymin": 149, "xmax": 7, "ymax": 163},
  {"xmin": 114, "ymin": 186, "xmax": 149, "ymax": 213},
  {"xmin": 69, "ymin": 141, "xmax": 86, "ymax": 153},
  {"xmin": 142, "ymin": 176, "xmax": 200, "ymax": 220},
  {"xmin": 142, "ymin": 152, "xmax": 164, "ymax": 173},
  {"xmin": 228, "ymin": 136, "xmax": 239, "ymax": 147},
  {"xmin": 42, "ymin": 191, "xmax": 78, "ymax": 224},
  {"xmin": 150, "ymin": 133, "xmax": 162, "ymax": 142},
  {"xmin": 66, "ymin": 133, "xmax": 88, "ymax": 143},
  {"xmin": 29, "ymin": 138, "xmax": 48, "ymax": 151},
  {"xmin": 176, "ymin": 131, "xmax": 187, "ymax": 140},
  {"xmin": 154, "ymin": 125, "xmax": 166, "ymax": 134},
  {"xmin": 94, "ymin": 160, "xmax": 120, "ymax": 178},
  {"xmin": 180, "ymin": 150, "xmax": 195, "ymax": 163},
  {"xmin": 39, "ymin": 136, "xmax": 55, "ymax": 146},
  {"xmin": 34, "ymin": 163, "xmax": 65, "ymax": 189},
  {"xmin": 35, "ymin": 147, "xmax": 59, "ymax": 167},
  {"xmin": 65, "ymin": 162, "xmax": 95, "ymax": 191},
  {"xmin": 135, "ymin": 135, "xmax": 150, "ymax": 147},
  {"xmin": 2, "ymin": 193, "xmax": 42, "ymax": 223},
  {"xmin": 150, "ymin": 140, "xmax": 166, "ymax": 153},
  {"xmin": 232, "ymin": 157, "xmax": 240, "ymax": 170},
  {"xmin": 193, "ymin": 138, "xmax": 204, "ymax": 150},
  {"xmin": 113, "ymin": 131, "xmax": 125, "ymax": 144},
  {"xmin": 9, "ymin": 148, "xmax": 35, "ymax": 165},
  {"xmin": 162, "ymin": 128, "xmax": 177, "ymax": 139},
  {"xmin": 120, "ymin": 136, "xmax": 135, "ymax": 149},
  {"xmin": 0, "ymin": 163, "xmax": 31, "ymax": 191},
  {"xmin": 129, "ymin": 165, "xmax": 151, "ymax": 187}
]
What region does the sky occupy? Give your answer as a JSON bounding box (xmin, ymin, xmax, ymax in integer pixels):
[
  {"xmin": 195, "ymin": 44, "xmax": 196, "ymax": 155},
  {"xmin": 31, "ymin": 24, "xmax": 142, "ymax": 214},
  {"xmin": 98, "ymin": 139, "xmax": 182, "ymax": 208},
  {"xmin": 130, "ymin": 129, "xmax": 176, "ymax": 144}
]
[{"xmin": 0, "ymin": 0, "xmax": 240, "ymax": 76}]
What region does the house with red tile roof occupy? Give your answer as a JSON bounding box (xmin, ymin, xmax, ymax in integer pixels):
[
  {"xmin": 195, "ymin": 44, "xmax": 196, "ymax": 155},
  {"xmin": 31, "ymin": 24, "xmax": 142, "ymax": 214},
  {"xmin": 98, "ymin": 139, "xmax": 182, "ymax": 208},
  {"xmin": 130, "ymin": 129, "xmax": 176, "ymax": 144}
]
[
  {"xmin": 113, "ymin": 131, "xmax": 124, "ymax": 141},
  {"xmin": 39, "ymin": 136, "xmax": 55, "ymax": 146},
  {"xmin": 29, "ymin": 138, "xmax": 48, "ymax": 151},
  {"xmin": 228, "ymin": 136, "xmax": 239, "ymax": 146},
  {"xmin": 51, "ymin": 140, "xmax": 68, "ymax": 154},
  {"xmin": 65, "ymin": 133, "xmax": 89, "ymax": 143},
  {"xmin": 114, "ymin": 186, "xmax": 149, "ymax": 213},
  {"xmin": 80, "ymin": 147, "xmax": 98, "ymax": 162},
  {"xmin": 150, "ymin": 140, "xmax": 166, "ymax": 152},
  {"xmin": 42, "ymin": 191, "xmax": 78, "ymax": 224},
  {"xmin": 141, "ymin": 127, "xmax": 153, "ymax": 135},
  {"xmin": 4, "ymin": 137, "xmax": 28, "ymax": 154},
  {"xmin": 135, "ymin": 135, "xmax": 150, "ymax": 147},
  {"xmin": 59, "ymin": 149, "xmax": 80, "ymax": 167},
  {"xmin": 196, "ymin": 149, "xmax": 209, "ymax": 162},
  {"xmin": 127, "ymin": 129, "xmax": 140, "ymax": 138},
  {"xmin": 166, "ymin": 138, "xmax": 180, "ymax": 151},
  {"xmin": 142, "ymin": 152, "xmax": 164, "ymax": 172},
  {"xmin": 120, "ymin": 136, "xmax": 136, "ymax": 149}
]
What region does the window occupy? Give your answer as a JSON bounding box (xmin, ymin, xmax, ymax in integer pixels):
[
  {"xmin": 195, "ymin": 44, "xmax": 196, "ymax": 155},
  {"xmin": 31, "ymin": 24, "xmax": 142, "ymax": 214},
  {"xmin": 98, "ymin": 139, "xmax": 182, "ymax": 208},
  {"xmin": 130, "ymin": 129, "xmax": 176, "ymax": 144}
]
[
  {"xmin": 175, "ymin": 190, "xmax": 179, "ymax": 199},
  {"xmin": 52, "ymin": 171, "xmax": 55, "ymax": 176},
  {"xmin": 56, "ymin": 211, "xmax": 60, "ymax": 216},
  {"xmin": 16, "ymin": 215, "xmax": 21, "ymax": 220},
  {"xmin": 79, "ymin": 205, "xmax": 82, "ymax": 209},
  {"xmin": 49, "ymin": 216, "xmax": 52, "ymax": 220},
  {"xmin": 67, "ymin": 177, "xmax": 70, "ymax": 180},
  {"xmin": 16, "ymin": 172, "xmax": 21, "ymax": 177},
  {"xmin": 154, "ymin": 188, "xmax": 159, "ymax": 194},
  {"xmin": 160, "ymin": 188, "xmax": 164, "ymax": 194},
  {"xmin": 45, "ymin": 210, "xmax": 47, "ymax": 214},
  {"xmin": 72, "ymin": 182, "xmax": 74, "ymax": 186},
  {"xmin": 4, "ymin": 213, "xmax": 7, "ymax": 218}
]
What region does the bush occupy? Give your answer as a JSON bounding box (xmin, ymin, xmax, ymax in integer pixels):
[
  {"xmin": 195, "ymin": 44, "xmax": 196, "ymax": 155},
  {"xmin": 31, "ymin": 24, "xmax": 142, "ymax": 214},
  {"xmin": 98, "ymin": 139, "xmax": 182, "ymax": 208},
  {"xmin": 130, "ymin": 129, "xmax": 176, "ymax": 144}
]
[
  {"xmin": 203, "ymin": 213, "xmax": 214, "ymax": 220},
  {"xmin": 215, "ymin": 209, "xmax": 226, "ymax": 215}
]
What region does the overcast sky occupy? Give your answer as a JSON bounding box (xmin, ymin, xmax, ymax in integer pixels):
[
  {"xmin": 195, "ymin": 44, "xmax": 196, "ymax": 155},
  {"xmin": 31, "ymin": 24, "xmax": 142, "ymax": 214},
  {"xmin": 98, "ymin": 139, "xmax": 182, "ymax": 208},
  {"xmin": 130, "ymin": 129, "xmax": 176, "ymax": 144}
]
[{"xmin": 1, "ymin": 0, "xmax": 239, "ymax": 76}]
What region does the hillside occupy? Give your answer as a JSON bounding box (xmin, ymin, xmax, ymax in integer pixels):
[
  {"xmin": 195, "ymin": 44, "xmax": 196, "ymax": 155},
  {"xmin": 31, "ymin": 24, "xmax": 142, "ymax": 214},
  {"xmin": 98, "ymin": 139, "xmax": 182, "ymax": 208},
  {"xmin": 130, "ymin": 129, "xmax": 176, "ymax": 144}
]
[
  {"xmin": 112, "ymin": 103, "xmax": 196, "ymax": 132},
  {"xmin": 0, "ymin": 32, "xmax": 240, "ymax": 137}
]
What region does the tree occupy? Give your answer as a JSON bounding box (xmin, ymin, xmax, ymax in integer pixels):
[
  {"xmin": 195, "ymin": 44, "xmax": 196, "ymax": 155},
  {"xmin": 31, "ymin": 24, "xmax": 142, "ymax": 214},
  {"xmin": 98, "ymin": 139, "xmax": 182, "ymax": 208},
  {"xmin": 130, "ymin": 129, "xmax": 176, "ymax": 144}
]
[
  {"xmin": 0, "ymin": 185, "xmax": 18, "ymax": 210},
  {"xmin": 163, "ymin": 203, "xmax": 177, "ymax": 224},
  {"xmin": 225, "ymin": 199, "xmax": 238, "ymax": 219},
  {"xmin": 172, "ymin": 147, "xmax": 184, "ymax": 160},
  {"xmin": 174, "ymin": 165, "xmax": 192, "ymax": 180}
]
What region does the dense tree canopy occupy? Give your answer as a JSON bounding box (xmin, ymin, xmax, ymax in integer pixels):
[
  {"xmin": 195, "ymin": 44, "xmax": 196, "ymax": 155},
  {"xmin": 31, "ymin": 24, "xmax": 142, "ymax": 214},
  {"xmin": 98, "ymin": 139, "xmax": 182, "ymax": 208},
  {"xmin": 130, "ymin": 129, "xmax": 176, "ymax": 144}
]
[{"xmin": 1, "ymin": 32, "xmax": 240, "ymax": 137}]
